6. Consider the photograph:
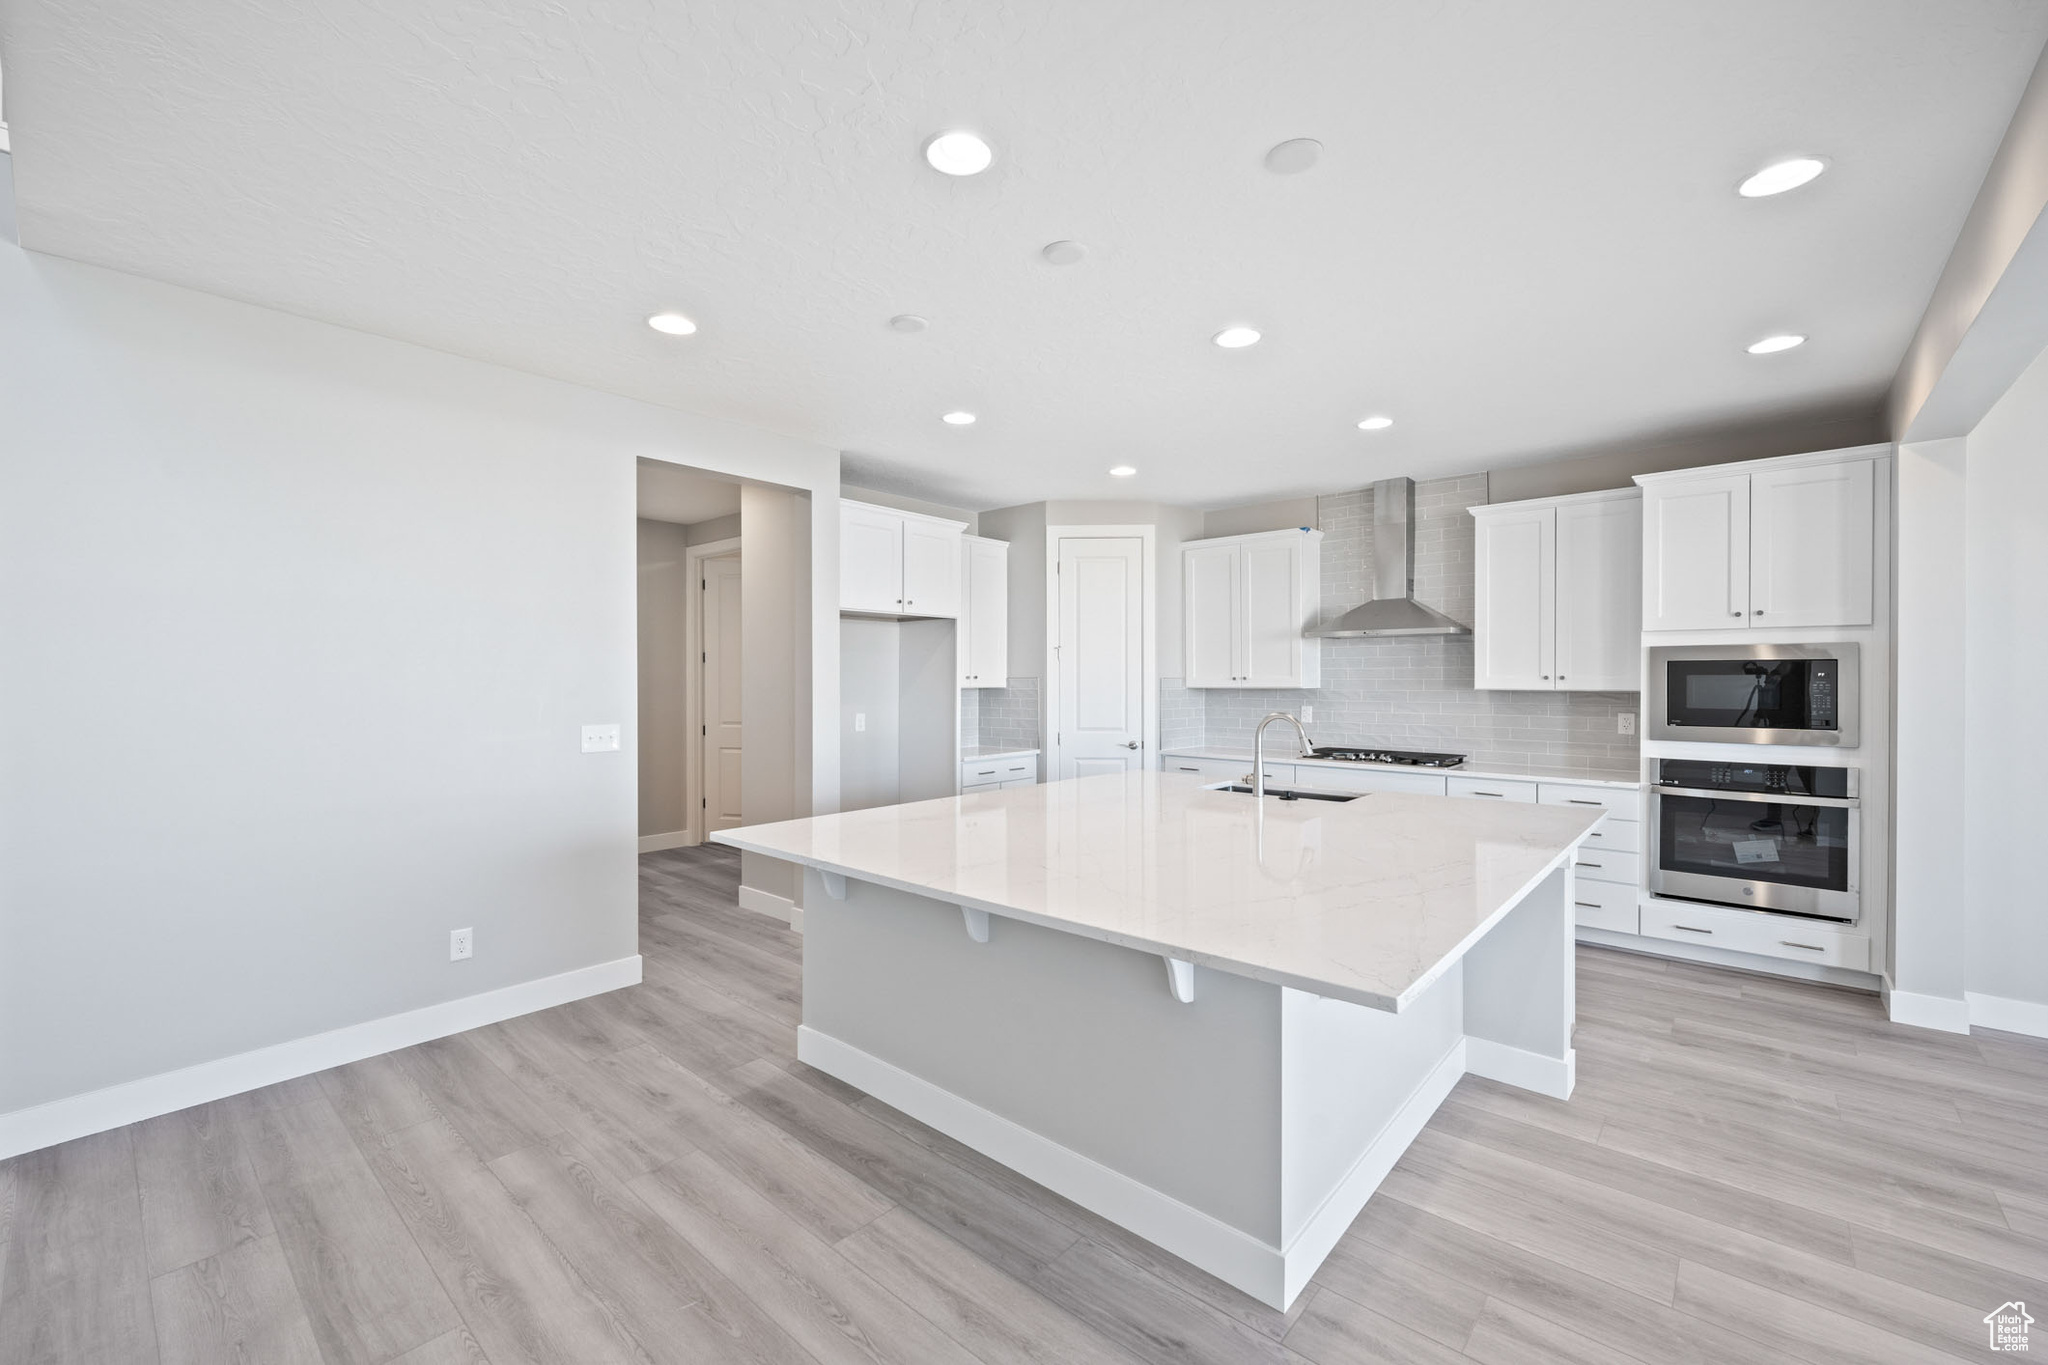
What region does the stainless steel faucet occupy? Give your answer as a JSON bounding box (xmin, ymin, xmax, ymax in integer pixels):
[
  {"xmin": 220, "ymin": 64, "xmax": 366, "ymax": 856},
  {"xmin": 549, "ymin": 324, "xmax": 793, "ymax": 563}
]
[{"xmin": 1252, "ymin": 712, "xmax": 1313, "ymax": 799}]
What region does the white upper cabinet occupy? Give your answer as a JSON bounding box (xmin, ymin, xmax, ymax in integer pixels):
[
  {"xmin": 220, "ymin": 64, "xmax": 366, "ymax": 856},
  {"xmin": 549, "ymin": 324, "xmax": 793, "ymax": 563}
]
[
  {"xmin": 1749, "ymin": 460, "xmax": 1874, "ymax": 628},
  {"xmin": 1554, "ymin": 493, "xmax": 1643, "ymax": 690},
  {"xmin": 1641, "ymin": 473, "xmax": 1749, "ymax": 631},
  {"xmin": 1183, "ymin": 528, "xmax": 1321, "ymax": 688},
  {"xmin": 839, "ymin": 499, "xmax": 965, "ymax": 618},
  {"xmin": 1471, "ymin": 503, "xmax": 1555, "ymax": 690},
  {"xmin": 960, "ymin": 535, "xmax": 1009, "ymax": 687},
  {"xmin": 1639, "ymin": 452, "xmax": 1877, "ymax": 632},
  {"xmin": 1471, "ymin": 489, "xmax": 1638, "ymax": 691}
]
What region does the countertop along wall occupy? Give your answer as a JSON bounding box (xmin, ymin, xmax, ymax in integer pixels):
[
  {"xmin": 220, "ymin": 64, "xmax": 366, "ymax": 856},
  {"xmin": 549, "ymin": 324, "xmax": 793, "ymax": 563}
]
[{"xmin": 1185, "ymin": 474, "xmax": 1639, "ymax": 776}]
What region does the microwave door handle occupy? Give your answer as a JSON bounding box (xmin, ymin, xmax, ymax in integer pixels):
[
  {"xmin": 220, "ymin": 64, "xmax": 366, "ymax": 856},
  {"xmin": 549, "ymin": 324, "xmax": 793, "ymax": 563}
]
[{"xmin": 1655, "ymin": 785, "xmax": 1859, "ymax": 808}]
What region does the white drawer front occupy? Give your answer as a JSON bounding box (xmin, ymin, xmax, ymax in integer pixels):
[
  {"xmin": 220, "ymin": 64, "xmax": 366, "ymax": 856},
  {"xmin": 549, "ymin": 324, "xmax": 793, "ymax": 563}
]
[
  {"xmin": 1578, "ymin": 816, "xmax": 1640, "ymax": 855},
  {"xmin": 1164, "ymin": 756, "xmax": 1248, "ymax": 781},
  {"xmin": 1446, "ymin": 776, "xmax": 1538, "ymax": 803},
  {"xmin": 1304, "ymin": 767, "xmax": 1447, "ymax": 796},
  {"xmin": 1640, "ymin": 901, "xmax": 1870, "ymax": 971},
  {"xmin": 964, "ymin": 756, "xmax": 1038, "ymax": 785},
  {"xmin": 1572, "ymin": 878, "xmax": 1638, "ymax": 934},
  {"xmin": 1539, "ymin": 783, "xmax": 1642, "ymax": 822},
  {"xmin": 1571, "ymin": 849, "xmax": 1639, "ymax": 887},
  {"xmin": 961, "ymin": 780, "xmax": 1000, "ymax": 794},
  {"xmin": 999, "ymin": 776, "xmax": 1036, "ymax": 789}
]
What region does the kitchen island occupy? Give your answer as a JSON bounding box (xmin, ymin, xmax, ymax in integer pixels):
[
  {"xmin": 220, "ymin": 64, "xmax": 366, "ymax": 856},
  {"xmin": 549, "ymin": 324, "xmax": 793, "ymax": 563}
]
[{"xmin": 714, "ymin": 770, "xmax": 1602, "ymax": 1309}]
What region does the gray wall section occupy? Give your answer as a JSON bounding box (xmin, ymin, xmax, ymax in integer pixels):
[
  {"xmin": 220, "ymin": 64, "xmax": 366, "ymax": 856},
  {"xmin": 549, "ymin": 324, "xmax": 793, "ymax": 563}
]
[
  {"xmin": 802, "ymin": 881, "xmax": 1285, "ymax": 1241},
  {"xmin": 638, "ymin": 519, "xmax": 692, "ymax": 837},
  {"xmin": 0, "ymin": 246, "xmax": 840, "ymax": 1118},
  {"xmin": 740, "ymin": 485, "xmax": 807, "ymax": 904},
  {"xmin": 839, "ymin": 619, "xmax": 902, "ymax": 809},
  {"xmin": 685, "ymin": 511, "xmax": 741, "ymax": 545},
  {"xmin": 1963, "ymin": 342, "xmax": 2048, "ymax": 1010},
  {"xmin": 1485, "ymin": 409, "xmax": 1884, "ymax": 503}
]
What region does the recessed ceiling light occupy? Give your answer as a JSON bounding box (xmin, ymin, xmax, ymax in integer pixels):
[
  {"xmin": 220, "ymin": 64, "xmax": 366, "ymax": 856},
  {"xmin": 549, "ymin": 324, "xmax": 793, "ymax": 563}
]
[
  {"xmin": 1738, "ymin": 157, "xmax": 1826, "ymax": 198},
  {"xmin": 942, "ymin": 411, "xmax": 977, "ymax": 425},
  {"xmin": 1213, "ymin": 326, "xmax": 1262, "ymax": 349},
  {"xmin": 1264, "ymin": 138, "xmax": 1323, "ymax": 174},
  {"xmin": 1109, "ymin": 465, "xmax": 1137, "ymax": 478},
  {"xmin": 1356, "ymin": 415, "xmax": 1394, "ymax": 431},
  {"xmin": 1041, "ymin": 240, "xmax": 1087, "ymax": 266},
  {"xmin": 889, "ymin": 314, "xmax": 929, "ymax": 333},
  {"xmin": 1746, "ymin": 334, "xmax": 1806, "ymax": 355},
  {"xmin": 924, "ymin": 131, "xmax": 994, "ymax": 176},
  {"xmin": 646, "ymin": 312, "xmax": 697, "ymax": 336}
]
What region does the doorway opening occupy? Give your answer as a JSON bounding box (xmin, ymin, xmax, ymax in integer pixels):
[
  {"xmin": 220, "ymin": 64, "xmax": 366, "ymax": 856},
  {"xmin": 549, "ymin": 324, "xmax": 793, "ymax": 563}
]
[{"xmin": 636, "ymin": 459, "xmax": 743, "ymax": 850}]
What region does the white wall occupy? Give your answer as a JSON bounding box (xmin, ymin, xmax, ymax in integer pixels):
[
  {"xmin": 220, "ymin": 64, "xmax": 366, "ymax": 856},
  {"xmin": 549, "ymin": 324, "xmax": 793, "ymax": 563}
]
[
  {"xmin": 0, "ymin": 247, "xmax": 839, "ymax": 1136},
  {"xmin": 739, "ymin": 485, "xmax": 811, "ymax": 906},
  {"xmin": 1962, "ymin": 343, "xmax": 2048, "ymax": 1015},
  {"xmin": 839, "ymin": 619, "xmax": 902, "ymax": 809}
]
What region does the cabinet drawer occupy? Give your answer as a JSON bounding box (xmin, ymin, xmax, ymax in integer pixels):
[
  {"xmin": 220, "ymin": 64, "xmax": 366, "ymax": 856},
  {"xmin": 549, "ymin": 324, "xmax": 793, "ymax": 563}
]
[
  {"xmin": 1572, "ymin": 878, "xmax": 1638, "ymax": 934},
  {"xmin": 961, "ymin": 780, "xmax": 1000, "ymax": 794},
  {"xmin": 1163, "ymin": 756, "xmax": 1262, "ymax": 783},
  {"xmin": 1579, "ymin": 816, "xmax": 1640, "ymax": 854},
  {"xmin": 1571, "ymin": 849, "xmax": 1639, "ymax": 886},
  {"xmin": 962, "ymin": 756, "xmax": 1036, "ymax": 786},
  {"xmin": 1446, "ymin": 776, "xmax": 1538, "ymax": 802},
  {"xmin": 998, "ymin": 776, "xmax": 1036, "ymax": 789},
  {"xmin": 1539, "ymin": 783, "xmax": 1642, "ymax": 822},
  {"xmin": 1640, "ymin": 900, "xmax": 1869, "ymax": 972}
]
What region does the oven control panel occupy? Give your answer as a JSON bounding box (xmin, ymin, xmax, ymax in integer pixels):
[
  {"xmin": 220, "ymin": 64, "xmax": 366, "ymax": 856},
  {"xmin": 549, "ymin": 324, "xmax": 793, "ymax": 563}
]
[{"xmin": 1656, "ymin": 759, "xmax": 1852, "ymax": 798}]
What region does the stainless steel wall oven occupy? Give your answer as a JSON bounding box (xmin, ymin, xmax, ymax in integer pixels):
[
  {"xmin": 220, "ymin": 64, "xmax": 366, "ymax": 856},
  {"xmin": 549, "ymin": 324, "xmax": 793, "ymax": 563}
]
[{"xmin": 1650, "ymin": 759, "xmax": 1860, "ymax": 921}]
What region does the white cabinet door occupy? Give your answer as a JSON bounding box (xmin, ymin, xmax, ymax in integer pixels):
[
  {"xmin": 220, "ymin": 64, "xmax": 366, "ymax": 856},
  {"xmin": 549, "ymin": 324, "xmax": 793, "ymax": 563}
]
[
  {"xmin": 1555, "ymin": 493, "xmax": 1642, "ymax": 690},
  {"xmin": 961, "ymin": 536, "xmax": 1009, "ymax": 686},
  {"xmin": 1472, "ymin": 505, "xmax": 1555, "ymax": 690},
  {"xmin": 899, "ymin": 516, "xmax": 962, "ymax": 618},
  {"xmin": 1642, "ymin": 474, "xmax": 1751, "ymax": 631},
  {"xmin": 1241, "ymin": 537, "xmax": 1304, "ymax": 687},
  {"xmin": 840, "ymin": 502, "xmax": 904, "ymax": 613},
  {"xmin": 1750, "ymin": 459, "xmax": 1874, "ymax": 629},
  {"xmin": 1183, "ymin": 542, "xmax": 1240, "ymax": 687}
]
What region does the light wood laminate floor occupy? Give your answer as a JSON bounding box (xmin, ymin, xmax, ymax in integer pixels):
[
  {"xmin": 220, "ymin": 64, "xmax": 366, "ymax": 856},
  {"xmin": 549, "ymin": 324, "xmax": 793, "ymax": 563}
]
[{"xmin": 6, "ymin": 842, "xmax": 2047, "ymax": 1363}]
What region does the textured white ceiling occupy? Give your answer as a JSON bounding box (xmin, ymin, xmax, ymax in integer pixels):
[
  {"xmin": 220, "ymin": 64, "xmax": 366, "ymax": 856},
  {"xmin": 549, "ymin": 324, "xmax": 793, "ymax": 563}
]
[
  {"xmin": 4, "ymin": 1, "xmax": 2044, "ymax": 509},
  {"xmin": 635, "ymin": 459, "xmax": 741, "ymax": 526}
]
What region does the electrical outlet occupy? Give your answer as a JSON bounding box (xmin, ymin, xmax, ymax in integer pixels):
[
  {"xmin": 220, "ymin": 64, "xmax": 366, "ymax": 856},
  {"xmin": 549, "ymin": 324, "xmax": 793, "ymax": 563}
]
[
  {"xmin": 450, "ymin": 928, "xmax": 474, "ymax": 961},
  {"xmin": 581, "ymin": 723, "xmax": 621, "ymax": 753},
  {"xmin": 854, "ymin": 712, "xmax": 867, "ymax": 732},
  {"xmin": 1617, "ymin": 712, "xmax": 1636, "ymax": 736},
  {"xmin": 1301, "ymin": 705, "xmax": 1314, "ymax": 723}
]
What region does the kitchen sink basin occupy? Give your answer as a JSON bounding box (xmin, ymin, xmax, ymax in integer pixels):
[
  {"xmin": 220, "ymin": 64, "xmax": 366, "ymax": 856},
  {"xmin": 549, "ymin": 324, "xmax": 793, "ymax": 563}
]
[{"xmin": 1208, "ymin": 783, "xmax": 1363, "ymax": 803}]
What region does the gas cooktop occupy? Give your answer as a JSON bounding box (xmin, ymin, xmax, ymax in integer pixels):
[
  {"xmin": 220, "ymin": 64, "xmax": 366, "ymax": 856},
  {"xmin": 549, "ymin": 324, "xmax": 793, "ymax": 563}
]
[{"xmin": 1307, "ymin": 746, "xmax": 1468, "ymax": 768}]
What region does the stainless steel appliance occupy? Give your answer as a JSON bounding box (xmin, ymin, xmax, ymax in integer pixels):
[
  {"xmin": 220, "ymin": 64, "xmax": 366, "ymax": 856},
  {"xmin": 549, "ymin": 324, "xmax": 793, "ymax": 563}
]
[
  {"xmin": 1650, "ymin": 758, "xmax": 1860, "ymax": 921},
  {"xmin": 1647, "ymin": 643, "xmax": 1858, "ymax": 747},
  {"xmin": 1305, "ymin": 746, "xmax": 1467, "ymax": 768}
]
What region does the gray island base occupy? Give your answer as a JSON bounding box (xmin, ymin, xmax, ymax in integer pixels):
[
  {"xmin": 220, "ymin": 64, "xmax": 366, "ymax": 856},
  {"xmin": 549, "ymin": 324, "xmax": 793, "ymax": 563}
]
[{"xmin": 716, "ymin": 770, "xmax": 1600, "ymax": 1309}]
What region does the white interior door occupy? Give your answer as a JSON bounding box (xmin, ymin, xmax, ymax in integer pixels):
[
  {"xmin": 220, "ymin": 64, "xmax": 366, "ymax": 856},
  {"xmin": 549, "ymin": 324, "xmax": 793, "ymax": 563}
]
[
  {"xmin": 1055, "ymin": 536, "xmax": 1146, "ymax": 780},
  {"xmin": 700, "ymin": 554, "xmax": 744, "ymax": 833}
]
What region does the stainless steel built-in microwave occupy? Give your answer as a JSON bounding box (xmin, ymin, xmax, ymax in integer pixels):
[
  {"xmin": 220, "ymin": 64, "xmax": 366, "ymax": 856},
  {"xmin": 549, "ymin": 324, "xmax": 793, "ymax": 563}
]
[{"xmin": 1647, "ymin": 643, "xmax": 1859, "ymax": 748}]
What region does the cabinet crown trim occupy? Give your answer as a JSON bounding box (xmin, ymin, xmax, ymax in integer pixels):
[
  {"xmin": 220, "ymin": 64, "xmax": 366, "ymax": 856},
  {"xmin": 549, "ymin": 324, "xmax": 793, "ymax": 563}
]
[
  {"xmin": 1630, "ymin": 443, "xmax": 1891, "ymax": 488},
  {"xmin": 1469, "ymin": 486, "xmax": 1642, "ymax": 517},
  {"xmin": 1181, "ymin": 526, "xmax": 1324, "ymax": 550},
  {"xmin": 840, "ymin": 496, "xmax": 969, "ymax": 532}
]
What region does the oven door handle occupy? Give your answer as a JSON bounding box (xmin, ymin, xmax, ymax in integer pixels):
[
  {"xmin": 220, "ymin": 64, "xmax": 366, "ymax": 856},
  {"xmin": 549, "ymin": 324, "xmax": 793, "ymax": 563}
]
[{"xmin": 1655, "ymin": 785, "xmax": 1859, "ymax": 808}]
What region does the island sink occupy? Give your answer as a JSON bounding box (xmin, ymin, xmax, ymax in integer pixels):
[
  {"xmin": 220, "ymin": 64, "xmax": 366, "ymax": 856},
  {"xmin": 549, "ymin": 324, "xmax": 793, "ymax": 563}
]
[{"xmin": 1207, "ymin": 782, "xmax": 1361, "ymax": 802}]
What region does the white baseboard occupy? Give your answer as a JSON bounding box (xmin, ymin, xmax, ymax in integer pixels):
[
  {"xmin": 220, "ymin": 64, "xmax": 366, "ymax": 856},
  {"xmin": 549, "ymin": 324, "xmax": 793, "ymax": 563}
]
[
  {"xmin": 0, "ymin": 955, "xmax": 642, "ymax": 1162},
  {"xmin": 738, "ymin": 884, "xmax": 798, "ymax": 931},
  {"xmin": 1278, "ymin": 1040, "xmax": 1467, "ymax": 1307},
  {"xmin": 1464, "ymin": 1037, "xmax": 1576, "ymax": 1100},
  {"xmin": 1968, "ymin": 991, "xmax": 2048, "ymax": 1039},
  {"xmin": 638, "ymin": 831, "xmax": 694, "ymax": 853},
  {"xmin": 799, "ymin": 1024, "xmax": 1291, "ymax": 1307},
  {"xmin": 1885, "ymin": 987, "xmax": 1972, "ymax": 1035}
]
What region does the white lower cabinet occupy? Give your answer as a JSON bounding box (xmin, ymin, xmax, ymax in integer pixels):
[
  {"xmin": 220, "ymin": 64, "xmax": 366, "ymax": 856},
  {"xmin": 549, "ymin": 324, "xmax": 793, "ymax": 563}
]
[
  {"xmin": 1305, "ymin": 767, "xmax": 1447, "ymax": 796},
  {"xmin": 1571, "ymin": 878, "xmax": 1639, "ymax": 934},
  {"xmin": 962, "ymin": 755, "xmax": 1036, "ymax": 787},
  {"xmin": 1571, "ymin": 849, "xmax": 1640, "ymax": 888},
  {"xmin": 1639, "ymin": 900, "xmax": 1870, "ymax": 972}
]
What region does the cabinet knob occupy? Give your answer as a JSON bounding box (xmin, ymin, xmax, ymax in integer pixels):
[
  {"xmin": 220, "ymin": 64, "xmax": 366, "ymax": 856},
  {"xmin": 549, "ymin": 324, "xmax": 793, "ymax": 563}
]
[
  {"xmin": 1731, "ymin": 610, "xmax": 1743, "ymax": 617},
  {"xmin": 1540, "ymin": 675, "xmax": 1549, "ymax": 680},
  {"xmin": 1754, "ymin": 609, "xmax": 1765, "ymax": 615}
]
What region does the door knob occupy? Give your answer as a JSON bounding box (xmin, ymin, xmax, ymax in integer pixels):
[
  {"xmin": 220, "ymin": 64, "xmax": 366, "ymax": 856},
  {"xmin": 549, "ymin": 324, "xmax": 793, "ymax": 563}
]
[{"xmin": 1121, "ymin": 740, "xmax": 1140, "ymax": 750}]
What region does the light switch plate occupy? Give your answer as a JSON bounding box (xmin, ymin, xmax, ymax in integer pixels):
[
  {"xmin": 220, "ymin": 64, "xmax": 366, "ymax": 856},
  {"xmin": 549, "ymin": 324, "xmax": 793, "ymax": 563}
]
[
  {"xmin": 582, "ymin": 723, "xmax": 622, "ymax": 753},
  {"xmin": 854, "ymin": 712, "xmax": 867, "ymax": 732}
]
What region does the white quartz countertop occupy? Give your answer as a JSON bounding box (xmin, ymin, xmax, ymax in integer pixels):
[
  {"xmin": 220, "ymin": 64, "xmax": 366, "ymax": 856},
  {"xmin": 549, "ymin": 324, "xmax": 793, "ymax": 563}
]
[
  {"xmin": 962, "ymin": 746, "xmax": 1040, "ymax": 761},
  {"xmin": 1161, "ymin": 746, "xmax": 1640, "ymax": 790},
  {"xmin": 714, "ymin": 771, "xmax": 1602, "ymax": 1012}
]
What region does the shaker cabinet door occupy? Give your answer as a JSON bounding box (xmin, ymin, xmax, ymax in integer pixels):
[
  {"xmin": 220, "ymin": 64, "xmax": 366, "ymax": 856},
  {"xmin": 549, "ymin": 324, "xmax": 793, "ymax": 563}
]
[
  {"xmin": 1240, "ymin": 537, "xmax": 1305, "ymax": 687},
  {"xmin": 1472, "ymin": 506, "xmax": 1555, "ymax": 690},
  {"xmin": 1184, "ymin": 542, "xmax": 1241, "ymax": 687},
  {"xmin": 1642, "ymin": 474, "xmax": 1750, "ymax": 631},
  {"xmin": 1555, "ymin": 494, "xmax": 1642, "ymax": 690},
  {"xmin": 1749, "ymin": 459, "xmax": 1874, "ymax": 629},
  {"xmin": 899, "ymin": 516, "xmax": 962, "ymax": 618},
  {"xmin": 840, "ymin": 502, "xmax": 905, "ymax": 614}
]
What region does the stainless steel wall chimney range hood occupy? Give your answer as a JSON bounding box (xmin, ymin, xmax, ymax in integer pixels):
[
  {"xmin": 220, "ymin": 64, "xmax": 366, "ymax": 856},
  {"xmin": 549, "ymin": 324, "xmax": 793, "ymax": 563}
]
[{"xmin": 1304, "ymin": 477, "xmax": 1471, "ymax": 637}]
